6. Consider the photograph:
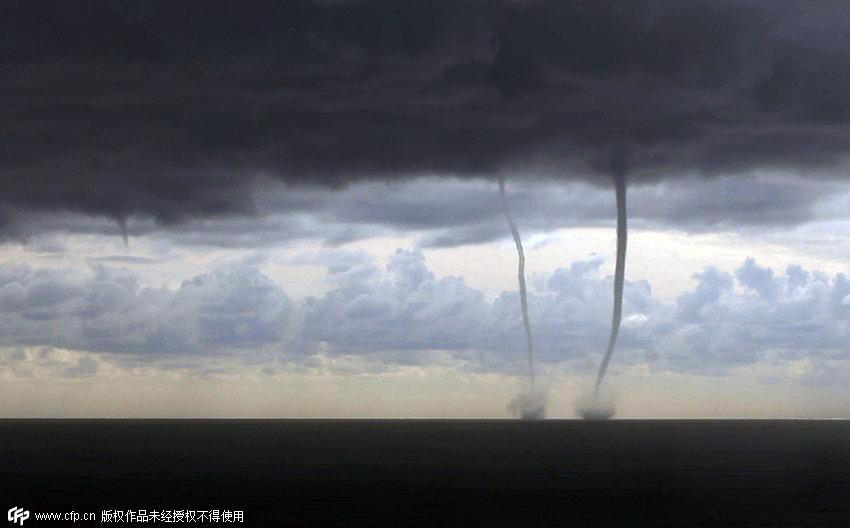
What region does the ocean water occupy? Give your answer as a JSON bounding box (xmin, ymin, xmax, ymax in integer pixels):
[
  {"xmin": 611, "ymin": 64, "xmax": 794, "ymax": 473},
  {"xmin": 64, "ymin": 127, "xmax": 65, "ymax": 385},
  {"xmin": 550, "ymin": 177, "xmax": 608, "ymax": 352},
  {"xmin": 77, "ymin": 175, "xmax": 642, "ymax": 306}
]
[{"xmin": 1, "ymin": 419, "xmax": 849, "ymax": 527}]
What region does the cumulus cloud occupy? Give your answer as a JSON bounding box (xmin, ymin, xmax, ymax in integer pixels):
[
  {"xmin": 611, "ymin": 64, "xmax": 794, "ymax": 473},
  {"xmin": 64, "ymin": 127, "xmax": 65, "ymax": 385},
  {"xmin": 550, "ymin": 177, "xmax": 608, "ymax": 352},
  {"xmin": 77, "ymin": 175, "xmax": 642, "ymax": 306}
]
[
  {"xmin": 303, "ymin": 249, "xmax": 488, "ymax": 356},
  {"xmin": 1, "ymin": 249, "xmax": 847, "ymax": 384},
  {"xmin": 0, "ymin": 258, "xmax": 294, "ymax": 358},
  {"xmin": 736, "ymin": 257, "xmax": 780, "ymax": 300},
  {"xmin": 676, "ymin": 267, "xmax": 734, "ymax": 323}
]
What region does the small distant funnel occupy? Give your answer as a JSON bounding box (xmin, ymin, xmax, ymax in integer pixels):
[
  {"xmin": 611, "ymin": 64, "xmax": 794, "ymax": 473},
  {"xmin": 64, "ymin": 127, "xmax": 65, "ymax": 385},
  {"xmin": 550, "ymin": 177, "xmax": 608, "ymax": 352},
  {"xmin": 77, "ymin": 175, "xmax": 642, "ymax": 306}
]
[{"xmin": 117, "ymin": 216, "xmax": 129, "ymax": 248}]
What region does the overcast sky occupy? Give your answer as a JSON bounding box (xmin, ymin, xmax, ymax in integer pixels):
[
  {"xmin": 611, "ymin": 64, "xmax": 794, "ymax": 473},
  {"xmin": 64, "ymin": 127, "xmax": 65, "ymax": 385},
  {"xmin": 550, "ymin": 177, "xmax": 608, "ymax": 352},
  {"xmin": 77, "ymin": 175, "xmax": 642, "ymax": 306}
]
[{"xmin": 2, "ymin": 0, "xmax": 850, "ymax": 418}]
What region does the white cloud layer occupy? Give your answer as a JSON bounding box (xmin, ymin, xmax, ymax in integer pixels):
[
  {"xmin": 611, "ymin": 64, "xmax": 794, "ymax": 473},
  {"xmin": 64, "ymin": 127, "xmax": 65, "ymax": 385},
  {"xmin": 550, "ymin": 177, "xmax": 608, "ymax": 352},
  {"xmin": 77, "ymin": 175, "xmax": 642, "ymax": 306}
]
[{"xmin": 1, "ymin": 249, "xmax": 848, "ymax": 390}]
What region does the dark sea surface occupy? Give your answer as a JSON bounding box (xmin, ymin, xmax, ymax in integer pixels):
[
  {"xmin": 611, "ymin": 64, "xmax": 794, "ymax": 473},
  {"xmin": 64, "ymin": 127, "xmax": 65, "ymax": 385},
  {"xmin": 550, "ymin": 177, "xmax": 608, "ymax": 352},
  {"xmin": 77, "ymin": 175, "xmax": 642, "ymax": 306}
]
[{"xmin": 1, "ymin": 419, "xmax": 849, "ymax": 527}]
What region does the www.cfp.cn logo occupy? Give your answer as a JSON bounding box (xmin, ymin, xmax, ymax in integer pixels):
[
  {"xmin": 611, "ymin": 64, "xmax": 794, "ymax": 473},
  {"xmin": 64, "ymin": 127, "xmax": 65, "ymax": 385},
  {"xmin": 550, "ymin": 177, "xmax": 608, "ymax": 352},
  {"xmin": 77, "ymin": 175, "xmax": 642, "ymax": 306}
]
[{"xmin": 7, "ymin": 507, "xmax": 29, "ymax": 526}]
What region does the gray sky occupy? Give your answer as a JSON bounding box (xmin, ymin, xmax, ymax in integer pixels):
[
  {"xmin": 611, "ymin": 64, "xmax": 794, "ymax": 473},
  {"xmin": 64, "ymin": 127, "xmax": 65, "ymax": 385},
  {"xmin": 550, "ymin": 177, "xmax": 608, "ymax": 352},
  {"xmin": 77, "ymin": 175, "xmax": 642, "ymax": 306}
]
[{"xmin": 2, "ymin": 1, "xmax": 850, "ymax": 417}]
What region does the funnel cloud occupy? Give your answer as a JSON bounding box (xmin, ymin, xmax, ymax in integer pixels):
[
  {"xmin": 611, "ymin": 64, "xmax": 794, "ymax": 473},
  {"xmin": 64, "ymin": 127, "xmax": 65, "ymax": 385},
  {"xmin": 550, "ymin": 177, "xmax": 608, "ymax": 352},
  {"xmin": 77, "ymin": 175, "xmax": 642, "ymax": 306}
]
[
  {"xmin": 499, "ymin": 177, "xmax": 536, "ymax": 390},
  {"xmin": 499, "ymin": 176, "xmax": 544, "ymax": 419},
  {"xmin": 594, "ymin": 152, "xmax": 630, "ymax": 397}
]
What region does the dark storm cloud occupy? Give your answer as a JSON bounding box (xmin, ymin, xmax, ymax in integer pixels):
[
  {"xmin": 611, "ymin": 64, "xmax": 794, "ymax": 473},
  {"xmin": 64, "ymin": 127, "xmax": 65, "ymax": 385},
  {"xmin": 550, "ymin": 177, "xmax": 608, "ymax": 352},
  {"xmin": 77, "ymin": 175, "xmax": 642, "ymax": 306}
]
[
  {"xmin": 6, "ymin": 175, "xmax": 846, "ymax": 250},
  {"xmin": 4, "ymin": 0, "xmax": 850, "ymax": 234}
]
